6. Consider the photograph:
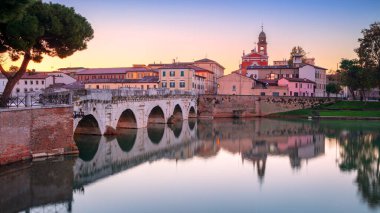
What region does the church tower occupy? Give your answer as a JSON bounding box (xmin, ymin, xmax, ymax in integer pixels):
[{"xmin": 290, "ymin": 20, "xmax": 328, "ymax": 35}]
[{"xmin": 257, "ymin": 26, "xmax": 267, "ymax": 56}]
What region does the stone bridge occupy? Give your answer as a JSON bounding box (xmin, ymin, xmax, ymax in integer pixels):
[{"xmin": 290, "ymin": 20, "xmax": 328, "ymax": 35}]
[{"xmin": 73, "ymin": 90, "xmax": 197, "ymax": 135}]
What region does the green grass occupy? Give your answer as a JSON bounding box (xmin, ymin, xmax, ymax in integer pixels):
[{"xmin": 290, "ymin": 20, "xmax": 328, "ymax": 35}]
[
  {"xmin": 318, "ymin": 110, "xmax": 380, "ymax": 117},
  {"xmin": 274, "ymin": 101, "xmax": 380, "ymax": 118},
  {"xmin": 325, "ymin": 101, "xmax": 380, "ymax": 110}
]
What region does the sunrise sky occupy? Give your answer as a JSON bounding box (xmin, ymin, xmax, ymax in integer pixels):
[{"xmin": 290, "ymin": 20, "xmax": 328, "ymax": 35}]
[{"xmin": 7, "ymin": 0, "xmax": 380, "ymax": 73}]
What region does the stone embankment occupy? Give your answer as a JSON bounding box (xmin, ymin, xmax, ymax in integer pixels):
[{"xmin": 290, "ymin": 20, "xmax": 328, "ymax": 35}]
[
  {"xmin": 0, "ymin": 106, "xmax": 78, "ymax": 165},
  {"xmin": 197, "ymin": 95, "xmax": 335, "ymax": 118}
]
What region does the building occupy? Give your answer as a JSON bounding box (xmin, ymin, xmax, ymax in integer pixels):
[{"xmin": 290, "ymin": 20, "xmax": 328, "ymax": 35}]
[
  {"xmin": 57, "ymin": 67, "xmax": 87, "ymax": 79},
  {"xmin": 76, "ymin": 65, "xmax": 158, "ymax": 82},
  {"xmin": 217, "ymin": 73, "xmax": 255, "ymax": 95},
  {"xmin": 158, "ymin": 64, "xmax": 205, "ymax": 94},
  {"xmin": 189, "ymin": 65, "xmax": 215, "ymax": 94},
  {"xmin": 278, "ymin": 78, "xmax": 316, "ymax": 97},
  {"xmin": 0, "ymin": 72, "xmax": 54, "ymax": 96},
  {"xmin": 244, "ymin": 55, "xmax": 327, "ymax": 97},
  {"xmin": 84, "ymin": 76, "xmax": 159, "ymax": 90},
  {"xmin": 240, "ymin": 27, "xmax": 269, "ymax": 75}
]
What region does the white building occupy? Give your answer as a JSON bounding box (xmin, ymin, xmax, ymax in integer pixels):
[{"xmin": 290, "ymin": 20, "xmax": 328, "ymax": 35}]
[{"xmin": 0, "ymin": 73, "xmax": 54, "ymax": 96}]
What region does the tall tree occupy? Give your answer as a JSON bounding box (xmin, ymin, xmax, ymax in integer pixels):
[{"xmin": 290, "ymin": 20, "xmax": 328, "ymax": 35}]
[
  {"xmin": 356, "ymin": 22, "xmax": 380, "ymax": 86},
  {"xmin": 0, "ymin": 0, "xmax": 94, "ymax": 107}
]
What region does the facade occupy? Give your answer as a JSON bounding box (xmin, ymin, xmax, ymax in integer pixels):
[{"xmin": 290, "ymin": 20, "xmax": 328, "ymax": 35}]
[
  {"xmin": 77, "ymin": 66, "xmax": 158, "ymax": 82},
  {"xmin": 244, "ymin": 56, "xmax": 327, "ymax": 97},
  {"xmin": 194, "ymin": 58, "xmax": 225, "ymax": 93},
  {"xmin": 158, "ymin": 64, "xmax": 205, "ymax": 94},
  {"xmin": 0, "ymin": 72, "xmax": 54, "ymax": 96},
  {"xmin": 84, "ymin": 76, "xmax": 159, "ymax": 90},
  {"xmin": 217, "ymin": 73, "xmax": 255, "ymax": 95},
  {"xmin": 189, "ymin": 65, "xmax": 215, "ymax": 94},
  {"xmin": 278, "ymin": 78, "xmax": 315, "ymax": 97},
  {"xmin": 240, "ymin": 28, "xmax": 269, "ymax": 75}
]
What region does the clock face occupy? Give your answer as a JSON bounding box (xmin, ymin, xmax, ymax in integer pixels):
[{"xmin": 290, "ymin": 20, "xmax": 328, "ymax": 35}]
[{"xmin": 260, "ymin": 46, "xmax": 264, "ymax": 51}]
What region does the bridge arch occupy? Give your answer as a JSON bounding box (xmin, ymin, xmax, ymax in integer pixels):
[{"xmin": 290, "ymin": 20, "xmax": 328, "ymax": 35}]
[
  {"xmin": 148, "ymin": 105, "xmax": 166, "ymax": 124},
  {"xmin": 117, "ymin": 109, "xmax": 138, "ymax": 129},
  {"xmin": 75, "ymin": 114, "xmax": 102, "ymax": 135}
]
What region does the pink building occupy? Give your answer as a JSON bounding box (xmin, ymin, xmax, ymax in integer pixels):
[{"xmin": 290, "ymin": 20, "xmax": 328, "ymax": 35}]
[{"xmin": 278, "ymin": 78, "xmax": 315, "ymax": 97}]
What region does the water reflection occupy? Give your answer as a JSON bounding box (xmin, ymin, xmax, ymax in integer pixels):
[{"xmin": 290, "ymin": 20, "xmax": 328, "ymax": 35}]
[
  {"xmin": 321, "ymin": 120, "xmax": 380, "ymax": 209},
  {"xmin": 1, "ymin": 118, "xmax": 380, "ymax": 212}
]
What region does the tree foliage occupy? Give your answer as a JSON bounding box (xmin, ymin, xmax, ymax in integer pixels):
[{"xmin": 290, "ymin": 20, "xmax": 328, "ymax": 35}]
[
  {"xmin": 356, "ymin": 22, "xmax": 380, "ymax": 86},
  {"xmin": 326, "ymin": 82, "xmax": 342, "ymax": 97},
  {"xmin": 0, "ymin": 0, "xmax": 94, "ymax": 106},
  {"xmin": 339, "ymin": 59, "xmax": 375, "ymax": 100}
]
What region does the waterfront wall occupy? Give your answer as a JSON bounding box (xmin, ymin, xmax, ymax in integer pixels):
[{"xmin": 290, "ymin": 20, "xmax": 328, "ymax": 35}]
[
  {"xmin": 0, "ymin": 106, "xmax": 77, "ymax": 165},
  {"xmin": 198, "ymin": 95, "xmax": 334, "ymax": 118}
]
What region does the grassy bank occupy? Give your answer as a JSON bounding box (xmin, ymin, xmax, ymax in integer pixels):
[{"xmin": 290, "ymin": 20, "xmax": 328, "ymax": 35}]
[{"xmin": 272, "ymin": 101, "xmax": 380, "ymax": 118}]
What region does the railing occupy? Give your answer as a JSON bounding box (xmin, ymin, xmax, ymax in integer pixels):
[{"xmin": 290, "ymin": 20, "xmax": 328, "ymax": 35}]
[{"xmin": 0, "ymin": 91, "xmax": 72, "ymax": 108}]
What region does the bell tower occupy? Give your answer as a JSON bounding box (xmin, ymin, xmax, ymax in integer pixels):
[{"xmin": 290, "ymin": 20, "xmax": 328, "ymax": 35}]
[{"xmin": 257, "ymin": 25, "xmax": 267, "ymax": 56}]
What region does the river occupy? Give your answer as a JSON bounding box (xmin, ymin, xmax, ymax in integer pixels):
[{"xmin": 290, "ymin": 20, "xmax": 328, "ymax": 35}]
[{"xmin": 1, "ymin": 118, "xmax": 380, "ymax": 213}]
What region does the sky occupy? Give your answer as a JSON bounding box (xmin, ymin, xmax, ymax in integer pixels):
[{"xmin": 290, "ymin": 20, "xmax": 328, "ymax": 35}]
[{"xmin": 6, "ymin": 0, "xmax": 380, "ymax": 73}]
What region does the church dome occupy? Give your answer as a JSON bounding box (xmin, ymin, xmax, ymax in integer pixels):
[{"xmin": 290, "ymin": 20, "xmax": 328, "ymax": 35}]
[{"xmin": 259, "ymin": 31, "xmax": 266, "ymax": 38}]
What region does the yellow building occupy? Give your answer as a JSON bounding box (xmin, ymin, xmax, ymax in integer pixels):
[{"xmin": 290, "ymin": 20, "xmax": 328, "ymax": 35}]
[{"xmin": 158, "ymin": 64, "xmax": 205, "ymax": 94}]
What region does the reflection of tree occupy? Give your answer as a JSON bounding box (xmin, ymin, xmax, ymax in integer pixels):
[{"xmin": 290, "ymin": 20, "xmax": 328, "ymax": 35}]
[{"xmin": 338, "ymin": 131, "xmax": 380, "ymax": 208}]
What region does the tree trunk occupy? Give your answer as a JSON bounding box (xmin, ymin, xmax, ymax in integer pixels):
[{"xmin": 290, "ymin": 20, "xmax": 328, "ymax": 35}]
[
  {"xmin": 0, "ymin": 53, "xmax": 31, "ymax": 107},
  {"xmin": 349, "ymin": 87, "xmax": 356, "ymax": 100}
]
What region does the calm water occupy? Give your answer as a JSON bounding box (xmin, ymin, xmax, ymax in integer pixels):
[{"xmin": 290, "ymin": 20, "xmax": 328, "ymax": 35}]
[{"xmin": 1, "ymin": 118, "xmax": 380, "ymax": 213}]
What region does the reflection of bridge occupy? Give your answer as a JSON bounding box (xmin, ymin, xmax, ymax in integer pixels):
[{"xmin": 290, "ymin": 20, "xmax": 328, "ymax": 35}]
[
  {"xmin": 73, "ymin": 90, "xmax": 197, "ymax": 135},
  {"xmin": 73, "ymin": 120, "xmax": 200, "ymax": 189}
]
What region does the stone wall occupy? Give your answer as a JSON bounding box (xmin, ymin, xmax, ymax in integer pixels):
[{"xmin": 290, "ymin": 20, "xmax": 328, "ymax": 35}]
[
  {"xmin": 198, "ymin": 95, "xmax": 335, "ymax": 118},
  {"xmin": 0, "ymin": 106, "xmax": 77, "ymax": 165}
]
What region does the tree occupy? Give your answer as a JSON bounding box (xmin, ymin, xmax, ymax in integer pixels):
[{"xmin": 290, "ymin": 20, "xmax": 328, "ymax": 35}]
[
  {"xmin": 326, "ymin": 82, "xmax": 342, "ymax": 97},
  {"xmin": 338, "ymin": 59, "xmax": 375, "ymax": 100},
  {"xmin": 0, "ymin": 0, "xmax": 94, "ymax": 107},
  {"xmin": 355, "ymin": 22, "xmax": 380, "ymax": 86},
  {"xmin": 288, "ymin": 46, "xmax": 306, "ymax": 66}
]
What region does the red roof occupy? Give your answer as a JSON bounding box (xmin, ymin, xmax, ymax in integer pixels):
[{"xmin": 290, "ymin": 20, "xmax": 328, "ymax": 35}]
[
  {"xmin": 77, "ymin": 67, "xmax": 157, "ymax": 75},
  {"xmin": 281, "ymin": 77, "xmax": 315, "ymax": 84}
]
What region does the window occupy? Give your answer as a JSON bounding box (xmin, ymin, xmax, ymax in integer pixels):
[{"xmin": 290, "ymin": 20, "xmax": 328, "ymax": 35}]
[
  {"xmin": 290, "ymin": 91, "xmax": 293, "ymax": 96},
  {"xmin": 232, "ymin": 85, "xmax": 236, "ymax": 91},
  {"xmin": 260, "ymin": 92, "xmax": 266, "ymax": 96},
  {"xmin": 24, "ymin": 88, "xmax": 27, "ymax": 92},
  {"xmin": 170, "ymin": 71, "xmax": 175, "ymax": 77},
  {"xmin": 170, "ymin": 82, "xmax": 175, "ymax": 88},
  {"xmin": 147, "ymin": 85, "xmax": 150, "ymax": 89},
  {"xmin": 154, "ymin": 85, "xmax": 157, "ymax": 89},
  {"xmin": 41, "ymin": 81, "xmax": 44, "ymax": 84},
  {"xmin": 181, "ymin": 71, "xmax": 184, "ymax": 76},
  {"xmin": 96, "ymin": 85, "xmax": 99, "ymax": 89},
  {"xmin": 295, "ymin": 83, "xmax": 298, "ymax": 88},
  {"xmin": 300, "ymin": 83, "xmax": 302, "ymax": 88},
  {"xmin": 162, "ymin": 71, "xmax": 166, "ymax": 77},
  {"xmin": 25, "ymin": 81, "xmax": 27, "ymax": 85},
  {"xmin": 180, "ymin": 81, "xmax": 185, "ymax": 88},
  {"xmin": 283, "ymin": 92, "xmax": 287, "ymax": 96},
  {"xmin": 294, "ymin": 92, "xmax": 299, "ymax": 97},
  {"xmin": 141, "ymin": 85, "xmax": 144, "ymax": 89},
  {"xmin": 16, "ymin": 88, "xmax": 20, "ymax": 93},
  {"xmin": 273, "ymin": 92, "xmax": 279, "ymax": 97},
  {"xmin": 36, "ymin": 81, "xmax": 39, "ymax": 85},
  {"xmin": 162, "ymin": 82, "xmax": 167, "ymax": 88},
  {"xmin": 30, "ymin": 80, "xmax": 33, "ymax": 85}
]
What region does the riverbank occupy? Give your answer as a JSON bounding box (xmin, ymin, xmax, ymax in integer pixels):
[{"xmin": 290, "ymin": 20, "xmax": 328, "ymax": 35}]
[{"xmin": 268, "ymin": 101, "xmax": 380, "ymax": 119}]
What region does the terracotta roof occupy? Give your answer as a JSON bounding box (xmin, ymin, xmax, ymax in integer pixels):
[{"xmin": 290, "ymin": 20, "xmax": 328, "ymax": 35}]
[
  {"xmin": 77, "ymin": 67, "xmax": 157, "ymax": 75},
  {"xmin": 300, "ymin": 63, "xmax": 327, "ymax": 70},
  {"xmin": 159, "ymin": 64, "xmax": 194, "ymax": 69},
  {"xmin": 281, "ymin": 77, "xmax": 315, "ymax": 84},
  {"xmin": 85, "ymin": 76, "xmax": 159, "ymax": 84},
  {"xmin": 248, "ymin": 65, "xmax": 293, "ymax": 70},
  {"xmin": 189, "ymin": 65, "xmax": 213, "ymax": 73},
  {"xmin": 194, "ymin": 58, "xmax": 225, "ymax": 69}
]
